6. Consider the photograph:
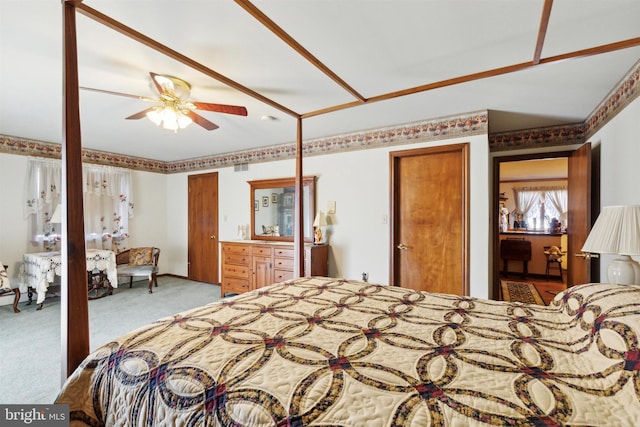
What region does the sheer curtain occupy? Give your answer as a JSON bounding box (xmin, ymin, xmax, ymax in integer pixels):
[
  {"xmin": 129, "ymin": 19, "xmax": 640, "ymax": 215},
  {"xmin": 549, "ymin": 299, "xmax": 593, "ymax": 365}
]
[
  {"xmin": 513, "ymin": 188, "xmax": 541, "ymax": 222},
  {"xmin": 24, "ymin": 158, "xmax": 134, "ymax": 252},
  {"xmin": 24, "ymin": 158, "xmax": 62, "ymax": 251},
  {"xmin": 545, "ymin": 187, "xmax": 568, "ymax": 226}
]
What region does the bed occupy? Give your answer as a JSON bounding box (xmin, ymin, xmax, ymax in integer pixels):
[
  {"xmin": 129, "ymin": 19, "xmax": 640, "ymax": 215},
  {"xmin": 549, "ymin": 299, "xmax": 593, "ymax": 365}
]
[{"xmin": 56, "ymin": 277, "xmax": 640, "ymax": 426}]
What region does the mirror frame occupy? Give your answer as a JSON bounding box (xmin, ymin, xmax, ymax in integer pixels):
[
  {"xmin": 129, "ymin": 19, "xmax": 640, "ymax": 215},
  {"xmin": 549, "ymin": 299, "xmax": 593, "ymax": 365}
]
[{"xmin": 249, "ymin": 176, "xmax": 316, "ymax": 242}]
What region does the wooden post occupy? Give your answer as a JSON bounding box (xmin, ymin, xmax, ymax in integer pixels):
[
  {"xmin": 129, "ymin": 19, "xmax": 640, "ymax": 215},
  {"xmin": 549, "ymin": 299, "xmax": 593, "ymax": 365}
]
[
  {"xmin": 62, "ymin": 0, "xmax": 90, "ymax": 381},
  {"xmin": 294, "ymin": 118, "xmax": 304, "ymax": 276}
]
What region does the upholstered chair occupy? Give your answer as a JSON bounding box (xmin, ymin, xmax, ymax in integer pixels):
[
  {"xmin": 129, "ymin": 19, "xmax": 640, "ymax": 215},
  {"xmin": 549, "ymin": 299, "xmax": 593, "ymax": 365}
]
[{"xmin": 115, "ymin": 247, "xmax": 160, "ymax": 293}]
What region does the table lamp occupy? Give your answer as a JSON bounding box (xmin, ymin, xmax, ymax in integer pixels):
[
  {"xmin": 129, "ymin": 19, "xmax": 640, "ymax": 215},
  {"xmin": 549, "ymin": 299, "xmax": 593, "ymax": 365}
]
[
  {"xmin": 50, "ymin": 204, "xmax": 62, "ymax": 223},
  {"xmin": 313, "ymin": 211, "xmax": 327, "ymax": 244},
  {"xmin": 581, "ymin": 205, "xmax": 640, "ymax": 285}
]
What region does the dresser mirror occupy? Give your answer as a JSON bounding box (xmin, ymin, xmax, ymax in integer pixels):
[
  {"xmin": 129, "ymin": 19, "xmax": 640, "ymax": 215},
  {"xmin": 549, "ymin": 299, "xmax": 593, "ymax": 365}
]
[{"xmin": 249, "ymin": 176, "xmax": 316, "ymax": 242}]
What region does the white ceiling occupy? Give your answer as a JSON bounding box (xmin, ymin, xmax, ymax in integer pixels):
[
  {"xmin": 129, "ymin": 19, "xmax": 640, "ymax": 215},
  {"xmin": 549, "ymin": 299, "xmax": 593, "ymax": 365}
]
[{"xmin": 1, "ymin": 1, "xmax": 639, "ymax": 163}]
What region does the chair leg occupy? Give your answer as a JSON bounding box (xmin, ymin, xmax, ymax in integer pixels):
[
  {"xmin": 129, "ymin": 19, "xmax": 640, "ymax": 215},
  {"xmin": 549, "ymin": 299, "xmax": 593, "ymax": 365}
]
[
  {"xmin": 12, "ymin": 289, "xmax": 21, "ymax": 313},
  {"xmin": 558, "ymin": 262, "xmax": 563, "ymax": 282},
  {"xmin": 129, "ymin": 277, "xmax": 133, "ymax": 288},
  {"xmin": 148, "ymin": 276, "xmax": 153, "ymax": 294},
  {"xmin": 545, "ymin": 261, "xmax": 550, "ymax": 280}
]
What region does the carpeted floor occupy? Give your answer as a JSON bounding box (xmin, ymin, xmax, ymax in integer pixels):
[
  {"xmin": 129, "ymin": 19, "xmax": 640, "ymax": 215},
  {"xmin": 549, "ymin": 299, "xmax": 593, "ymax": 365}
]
[
  {"xmin": 500, "ymin": 280, "xmax": 546, "ymax": 306},
  {"xmin": 0, "ymin": 276, "xmax": 221, "ymax": 404}
]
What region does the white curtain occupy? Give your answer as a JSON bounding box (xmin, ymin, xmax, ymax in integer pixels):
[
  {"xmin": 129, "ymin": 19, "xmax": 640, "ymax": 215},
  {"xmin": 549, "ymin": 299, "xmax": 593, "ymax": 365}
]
[
  {"xmin": 545, "ymin": 188, "xmax": 568, "ymax": 226},
  {"xmin": 24, "ymin": 158, "xmax": 62, "ymax": 251},
  {"xmin": 513, "ymin": 188, "xmax": 541, "ymax": 220},
  {"xmin": 24, "ymin": 158, "xmax": 134, "ymax": 252}
]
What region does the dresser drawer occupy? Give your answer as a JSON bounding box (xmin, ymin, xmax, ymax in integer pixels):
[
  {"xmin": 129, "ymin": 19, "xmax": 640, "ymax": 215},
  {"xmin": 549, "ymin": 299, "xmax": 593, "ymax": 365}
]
[
  {"xmin": 222, "ymin": 244, "xmax": 250, "ymax": 255},
  {"xmin": 252, "ymin": 246, "xmax": 273, "ymax": 257},
  {"xmin": 223, "ymin": 264, "xmax": 249, "ymax": 279},
  {"xmin": 224, "ymin": 253, "xmax": 250, "ymax": 265},
  {"xmin": 274, "ymin": 269, "xmax": 294, "ymax": 282},
  {"xmin": 274, "ymin": 248, "xmax": 294, "ymax": 258},
  {"xmin": 222, "ymin": 278, "xmax": 250, "ymax": 294},
  {"xmin": 274, "ymin": 257, "xmax": 294, "ymax": 270}
]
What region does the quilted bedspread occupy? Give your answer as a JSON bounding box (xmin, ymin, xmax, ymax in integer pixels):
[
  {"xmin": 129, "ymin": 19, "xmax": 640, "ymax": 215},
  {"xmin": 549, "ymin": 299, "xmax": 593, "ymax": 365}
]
[{"xmin": 56, "ymin": 277, "xmax": 640, "ymax": 426}]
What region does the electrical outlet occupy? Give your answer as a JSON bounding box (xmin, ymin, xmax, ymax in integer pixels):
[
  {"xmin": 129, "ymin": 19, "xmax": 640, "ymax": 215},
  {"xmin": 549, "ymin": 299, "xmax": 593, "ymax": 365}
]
[{"xmin": 327, "ymin": 200, "xmax": 336, "ymax": 214}]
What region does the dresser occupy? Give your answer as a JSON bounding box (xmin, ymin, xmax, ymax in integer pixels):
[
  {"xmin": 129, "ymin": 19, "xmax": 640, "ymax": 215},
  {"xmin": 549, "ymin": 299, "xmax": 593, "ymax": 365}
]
[{"xmin": 221, "ymin": 241, "xmax": 328, "ymax": 295}]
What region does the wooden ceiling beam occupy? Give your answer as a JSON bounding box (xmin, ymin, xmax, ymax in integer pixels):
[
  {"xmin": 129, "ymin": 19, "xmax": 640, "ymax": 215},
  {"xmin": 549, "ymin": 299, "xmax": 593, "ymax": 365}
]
[
  {"xmin": 74, "ymin": 3, "xmax": 300, "ymax": 118},
  {"xmin": 303, "ymin": 36, "xmax": 640, "ymax": 118},
  {"xmin": 235, "ymin": 0, "xmax": 367, "ymax": 104},
  {"xmin": 533, "ymin": 0, "xmax": 553, "ymax": 65},
  {"xmin": 540, "ymin": 37, "xmax": 640, "ymax": 64}
]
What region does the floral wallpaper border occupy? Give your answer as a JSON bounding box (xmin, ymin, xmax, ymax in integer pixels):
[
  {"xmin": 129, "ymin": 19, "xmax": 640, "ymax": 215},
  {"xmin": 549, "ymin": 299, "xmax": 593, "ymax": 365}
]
[{"xmin": 1, "ymin": 60, "xmax": 638, "ymax": 173}]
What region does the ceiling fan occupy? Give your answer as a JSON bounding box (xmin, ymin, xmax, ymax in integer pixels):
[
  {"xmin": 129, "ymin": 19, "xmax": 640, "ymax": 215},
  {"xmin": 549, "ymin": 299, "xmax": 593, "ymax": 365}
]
[{"xmin": 81, "ymin": 72, "xmax": 248, "ymax": 132}]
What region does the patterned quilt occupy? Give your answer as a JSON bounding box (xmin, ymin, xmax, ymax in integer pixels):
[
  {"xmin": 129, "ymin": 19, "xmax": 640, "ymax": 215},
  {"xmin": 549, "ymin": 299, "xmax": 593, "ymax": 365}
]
[{"xmin": 56, "ymin": 277, "xmax": 640, "ymax": 426}]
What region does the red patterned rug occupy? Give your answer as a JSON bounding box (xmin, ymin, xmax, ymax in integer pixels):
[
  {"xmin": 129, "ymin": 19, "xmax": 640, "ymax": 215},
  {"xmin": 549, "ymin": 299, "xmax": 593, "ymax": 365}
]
[{"xmin": 500, "ymin": 280, "xmax": 545, "ymax": 305}]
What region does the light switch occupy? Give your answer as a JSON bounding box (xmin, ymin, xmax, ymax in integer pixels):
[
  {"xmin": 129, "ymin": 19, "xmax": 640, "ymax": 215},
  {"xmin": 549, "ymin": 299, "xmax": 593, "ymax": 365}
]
[{"xmin": 327, "ymin": 200, "xmax": 336, "ymax": 214}]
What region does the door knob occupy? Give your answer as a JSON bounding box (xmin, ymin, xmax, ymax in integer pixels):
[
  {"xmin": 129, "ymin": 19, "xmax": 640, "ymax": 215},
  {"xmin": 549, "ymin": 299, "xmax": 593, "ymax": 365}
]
[
  {"xmin": 397, "ymin": 243, "xmax": 408, "ymax": 250},
  {"xmin": 210, "ymin": 235, "xmax": 216, "ymax": 240},
  {"xmin": 575, "ymin": 252, "xmax": 599, "ymax": 259}
]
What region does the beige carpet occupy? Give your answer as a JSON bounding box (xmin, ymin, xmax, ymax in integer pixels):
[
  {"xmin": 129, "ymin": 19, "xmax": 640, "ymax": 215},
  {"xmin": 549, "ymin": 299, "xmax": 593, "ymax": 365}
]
[{"xmin": 500, "ymin": 280, "xmax": 545, "ymax": 306}]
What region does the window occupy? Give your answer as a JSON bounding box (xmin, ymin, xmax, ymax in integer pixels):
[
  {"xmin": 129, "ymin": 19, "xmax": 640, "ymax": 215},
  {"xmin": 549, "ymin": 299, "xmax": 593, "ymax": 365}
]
[
  {"xmin": 24, "ymin": 158, "xmax": 134, "ymax": 252},
  {"xmin": 514, "ymin": 186, "xmax": 567, "ymax": 231}
]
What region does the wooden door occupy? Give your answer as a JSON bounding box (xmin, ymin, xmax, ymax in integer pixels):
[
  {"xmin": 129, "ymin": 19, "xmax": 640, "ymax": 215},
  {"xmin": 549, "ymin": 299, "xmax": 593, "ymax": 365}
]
[
  {"xmin": 390, "ymin": 143, "xmax": 469, "ymax": 295},
  {"xmin": 188, "ymin": 172, "xmax": 219, "ymax": 284},
  {"xmin": 567, "ymin": 143, "xmax": 592, "ymax": 287}
]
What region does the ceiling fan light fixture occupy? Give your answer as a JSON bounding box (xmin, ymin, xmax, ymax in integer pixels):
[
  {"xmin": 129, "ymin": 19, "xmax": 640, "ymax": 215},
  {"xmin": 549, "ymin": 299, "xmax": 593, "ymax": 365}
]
[
  {"xmin": 146, "ymin": 106, "xmax": 193, "ymax": 132},
  {"xmin": 146, "ymin": 107, "xmax": 164, "ymax": 126},
  {"xmin": 176, "ymin": 112, "xmax": 193, "ymax": 129}
]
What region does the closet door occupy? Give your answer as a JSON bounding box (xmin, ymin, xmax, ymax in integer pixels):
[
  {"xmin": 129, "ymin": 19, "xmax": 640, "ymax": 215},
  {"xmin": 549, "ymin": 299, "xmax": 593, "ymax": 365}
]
[
  {"xmin": 390, "ymin": 143, "xmax": 469, "ymax": 295},
  {"xmin": 188, "ymin": 172, "xmax": 219, "ymax": 284}
]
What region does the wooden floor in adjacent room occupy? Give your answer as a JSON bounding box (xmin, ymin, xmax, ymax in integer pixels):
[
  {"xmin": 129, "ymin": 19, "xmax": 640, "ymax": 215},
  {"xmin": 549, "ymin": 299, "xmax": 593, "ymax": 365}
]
[{"xmin": 499, "ymin": 273, "xmax": 567, "ymax": 306}]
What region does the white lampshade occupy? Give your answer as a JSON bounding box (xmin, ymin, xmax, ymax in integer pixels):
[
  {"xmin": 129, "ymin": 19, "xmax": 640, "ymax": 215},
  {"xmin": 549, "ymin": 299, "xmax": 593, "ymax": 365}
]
[
  {"xmin": 313, "ymin": 211, "xmax": 327, "ymax": 227},
  {"xmin": 581, "ymin": 205, "xmax": 640, "ymax": 285},
  {"xmin": 50, "ymin": 204, "xmax": 62, "ymax": 223}
]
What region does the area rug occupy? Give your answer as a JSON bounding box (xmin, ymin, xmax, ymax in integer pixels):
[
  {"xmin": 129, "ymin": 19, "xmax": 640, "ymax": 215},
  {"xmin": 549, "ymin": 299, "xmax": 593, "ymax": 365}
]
[{"xmin": 500, "ymin": 280, "xmax": 545, "ymax": 306}]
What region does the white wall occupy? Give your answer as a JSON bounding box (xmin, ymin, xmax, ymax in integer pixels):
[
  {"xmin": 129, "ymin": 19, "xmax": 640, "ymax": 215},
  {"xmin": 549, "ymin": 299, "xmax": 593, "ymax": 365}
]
[
  {"xmin": 587, "ymin": 96, "xmax": 640, "ymax": 281},
  {"xmin": 166, "ymin": 133, "xmax": 491, "ymax": 298},
  {"xmin": 129, "ymin": 170, "xmax": 168, "ymax": 263},
  {"xmin": 0, "ymin": 154, "xmax": 31, "ymax": 277}
]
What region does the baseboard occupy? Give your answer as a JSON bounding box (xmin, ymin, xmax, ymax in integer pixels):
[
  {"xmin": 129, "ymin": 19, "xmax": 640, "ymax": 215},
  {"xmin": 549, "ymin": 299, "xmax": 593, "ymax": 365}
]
[{"xmin": 159, "ymin": 273, "xmax": 221, "ymax": 286}]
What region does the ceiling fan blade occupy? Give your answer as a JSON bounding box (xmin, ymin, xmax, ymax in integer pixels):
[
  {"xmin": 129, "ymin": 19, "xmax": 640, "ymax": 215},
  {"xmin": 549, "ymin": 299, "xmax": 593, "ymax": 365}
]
[
  {"xmin": 192, "ymin": 102, "xmax": 248, "ymax": 116},
  {"xmin": 187, "ymin": 111, "xmax": 219, "ymax": 130},
  {"xmin": 126, "ymin": 107, "xmax": 155, "ymax": 120},
  {"xmin": 80, "ymin": 86, "xmax": 154, "ymax": 101},
  {"xmin": 149, "ymin": 72, "xmax": 167, "ymax": 95}
]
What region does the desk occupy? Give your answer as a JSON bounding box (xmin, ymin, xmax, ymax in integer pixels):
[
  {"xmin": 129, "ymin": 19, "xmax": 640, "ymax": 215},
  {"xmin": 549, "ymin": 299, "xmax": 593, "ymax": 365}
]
[
  {"xmin": 499, "ymin": 232, "xmax": 564, "ymax": 275},
  {"xmin": 19, "ymin": 249, "xmax": 117, "ymax": 308}
]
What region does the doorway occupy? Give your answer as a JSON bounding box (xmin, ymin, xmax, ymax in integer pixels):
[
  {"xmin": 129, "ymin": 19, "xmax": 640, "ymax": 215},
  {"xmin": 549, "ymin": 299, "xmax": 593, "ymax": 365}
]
[
  {"xmin": 492, "ymin": 144, "xmax": 596, "ymax": 300},
  {"xmin": 188, "ymin": 172, "xmax": 219, "ymax": 284}
]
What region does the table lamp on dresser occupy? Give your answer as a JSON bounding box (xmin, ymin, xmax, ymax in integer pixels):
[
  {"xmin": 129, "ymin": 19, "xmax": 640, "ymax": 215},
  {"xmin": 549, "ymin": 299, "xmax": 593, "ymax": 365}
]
[{"xmin": 581, "ymin": 205, "xmax": 640, "ymax": 285}]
